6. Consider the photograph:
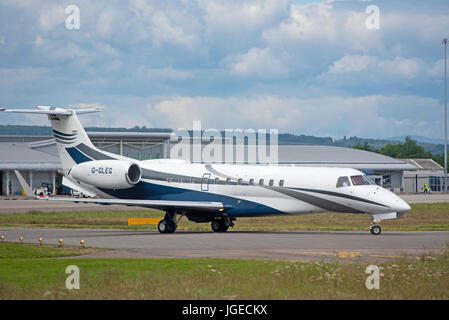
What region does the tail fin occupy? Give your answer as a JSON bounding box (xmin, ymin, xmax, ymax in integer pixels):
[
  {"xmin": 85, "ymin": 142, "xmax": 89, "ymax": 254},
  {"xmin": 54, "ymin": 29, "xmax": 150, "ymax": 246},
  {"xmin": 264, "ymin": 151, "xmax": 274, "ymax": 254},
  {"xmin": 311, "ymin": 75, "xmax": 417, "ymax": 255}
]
[{"xmin": 1, "ymin": 106, "xmax": 112, "ymax": 170}]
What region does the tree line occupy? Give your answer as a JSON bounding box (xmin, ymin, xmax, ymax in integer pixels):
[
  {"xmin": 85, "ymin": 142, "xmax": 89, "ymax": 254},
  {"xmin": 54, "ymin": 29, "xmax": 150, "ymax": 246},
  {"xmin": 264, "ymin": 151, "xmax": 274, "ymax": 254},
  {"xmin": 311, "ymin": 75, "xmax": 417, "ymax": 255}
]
[{"xmin": 352, "ymin": 137, "xmax": 446, "ymax": 169}]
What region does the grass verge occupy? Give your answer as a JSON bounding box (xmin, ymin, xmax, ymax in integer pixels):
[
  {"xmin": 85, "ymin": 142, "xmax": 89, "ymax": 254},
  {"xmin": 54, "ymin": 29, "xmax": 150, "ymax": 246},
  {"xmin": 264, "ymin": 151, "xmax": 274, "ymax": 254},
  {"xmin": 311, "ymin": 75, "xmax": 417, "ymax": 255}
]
[
  {"xmin": 0, "ymin": 242, "xmax": 448, "ymax": 299},
  {"xmin": 0, "ymin": 242, "xmax": 105, "ymax": 259}
]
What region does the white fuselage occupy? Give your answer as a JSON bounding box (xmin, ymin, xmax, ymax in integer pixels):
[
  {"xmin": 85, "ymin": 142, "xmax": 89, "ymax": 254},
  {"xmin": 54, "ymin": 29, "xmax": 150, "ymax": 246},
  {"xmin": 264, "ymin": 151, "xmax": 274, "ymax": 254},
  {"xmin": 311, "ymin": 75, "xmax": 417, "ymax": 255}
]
[{"xmin": 78, "ymin": 158, "xmax": 411, "ymax": 217}]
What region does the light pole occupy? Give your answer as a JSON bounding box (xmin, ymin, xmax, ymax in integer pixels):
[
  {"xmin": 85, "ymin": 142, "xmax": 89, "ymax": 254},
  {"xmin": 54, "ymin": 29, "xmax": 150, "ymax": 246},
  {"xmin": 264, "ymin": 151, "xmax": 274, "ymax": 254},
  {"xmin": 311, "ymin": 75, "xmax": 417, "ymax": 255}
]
[{"xmin": 442, "ymin": 38, "xmax": 448, "ymax": 193}]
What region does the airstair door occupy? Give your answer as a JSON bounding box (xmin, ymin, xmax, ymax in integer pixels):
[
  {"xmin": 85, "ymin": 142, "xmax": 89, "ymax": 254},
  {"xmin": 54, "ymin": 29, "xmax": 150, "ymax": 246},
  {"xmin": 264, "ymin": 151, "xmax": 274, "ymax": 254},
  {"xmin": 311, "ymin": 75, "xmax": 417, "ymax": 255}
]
[{"xmin": 201, "ymin": 173, "xmax": 211, "ymax": 191}]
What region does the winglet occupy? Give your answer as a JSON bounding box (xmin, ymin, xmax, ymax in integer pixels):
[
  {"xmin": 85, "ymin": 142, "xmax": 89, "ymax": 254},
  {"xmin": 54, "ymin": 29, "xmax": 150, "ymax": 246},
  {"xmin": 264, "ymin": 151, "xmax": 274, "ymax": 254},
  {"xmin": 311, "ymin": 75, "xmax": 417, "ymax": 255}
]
[{"xmin": 13, "ymin": 170, "xmax": 35, "ymax": 198}]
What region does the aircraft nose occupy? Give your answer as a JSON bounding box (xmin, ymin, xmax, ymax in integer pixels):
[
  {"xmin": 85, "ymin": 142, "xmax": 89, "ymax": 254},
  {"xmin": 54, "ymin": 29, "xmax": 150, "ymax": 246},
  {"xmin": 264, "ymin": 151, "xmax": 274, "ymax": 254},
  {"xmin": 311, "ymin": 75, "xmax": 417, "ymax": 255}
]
[{"xmin": 392, "ymin": 197, "xmax": 411, "ymax": 212}]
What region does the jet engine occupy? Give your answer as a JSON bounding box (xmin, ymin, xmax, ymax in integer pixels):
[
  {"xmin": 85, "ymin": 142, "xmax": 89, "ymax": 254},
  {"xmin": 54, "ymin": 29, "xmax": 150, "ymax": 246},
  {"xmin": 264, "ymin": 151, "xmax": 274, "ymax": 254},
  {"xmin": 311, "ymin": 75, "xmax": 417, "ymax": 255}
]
[{"xmin": 69, "ymin": 160, "xmax": 141, "ymax": 189}]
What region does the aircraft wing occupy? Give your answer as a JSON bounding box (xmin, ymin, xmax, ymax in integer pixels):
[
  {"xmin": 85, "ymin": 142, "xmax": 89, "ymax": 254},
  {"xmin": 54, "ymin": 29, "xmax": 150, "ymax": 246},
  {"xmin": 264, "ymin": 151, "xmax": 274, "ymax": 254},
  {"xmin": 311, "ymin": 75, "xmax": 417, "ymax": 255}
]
[{"xmin": 45, "ymin": 197, "xmax": 224, "ymax": 212}]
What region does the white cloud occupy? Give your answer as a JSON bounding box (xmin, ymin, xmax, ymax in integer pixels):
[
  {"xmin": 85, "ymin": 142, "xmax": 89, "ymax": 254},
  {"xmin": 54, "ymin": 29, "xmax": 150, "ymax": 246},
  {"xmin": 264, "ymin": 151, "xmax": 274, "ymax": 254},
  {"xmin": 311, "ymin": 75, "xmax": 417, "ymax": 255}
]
[
  {"xmin": 145, "ymin": 94, "xmax": 442, "ymax": 138},
  {"xmin": 226, "ymin": 47, "xmax": 289, "ymax": 78},
  {"xmin": 150, "ymin": 11, "xmax": 198, "ymax": 48},
  {"xmin": 262, "ymin": 2, "xmax": 337, "ymax": 45},
  {"xmin": 322, "ymin": 54, "xmax": 431, "ymax": 79},
  {"xmin": 199, "ymin": 0, "xmax": 290, "ymax": 36},
  {"xmin": 38, "ymin": 4, "xmax": 65, "ymax": 32},
  {"xmin": 327, "ymin": 54, "xmax": 376, "ymax": 74},
  {"xmin": 137, "ymin": 66, "xmax": 193, "ymax": 81}
]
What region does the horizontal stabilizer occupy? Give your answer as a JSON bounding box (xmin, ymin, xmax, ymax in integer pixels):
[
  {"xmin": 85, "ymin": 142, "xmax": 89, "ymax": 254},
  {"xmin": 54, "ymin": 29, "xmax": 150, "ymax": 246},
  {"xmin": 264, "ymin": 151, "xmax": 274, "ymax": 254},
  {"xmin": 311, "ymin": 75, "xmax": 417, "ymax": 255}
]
[{"xmin": 0, "ymin": 106, "xmax": 102, "ymax": 115}]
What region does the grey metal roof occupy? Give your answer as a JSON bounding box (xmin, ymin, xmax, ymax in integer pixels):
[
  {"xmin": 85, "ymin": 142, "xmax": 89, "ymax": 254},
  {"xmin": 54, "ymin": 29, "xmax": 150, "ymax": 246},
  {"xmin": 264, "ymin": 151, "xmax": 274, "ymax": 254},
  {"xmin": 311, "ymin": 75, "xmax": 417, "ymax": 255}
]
[
  {"xmin": 86, "ymin": 132, "xmax": 172, "ymax": 140},
  {"xmin": 0, "ymin": 143, "xmax": 61, "ymax": 170},
  {"xmin": 401, "ymin": 159, "xmax": 443, "ymax": 171},
  {"xmin": 277, "ymin": 145, "xmax": 417, "ymax": 171}
]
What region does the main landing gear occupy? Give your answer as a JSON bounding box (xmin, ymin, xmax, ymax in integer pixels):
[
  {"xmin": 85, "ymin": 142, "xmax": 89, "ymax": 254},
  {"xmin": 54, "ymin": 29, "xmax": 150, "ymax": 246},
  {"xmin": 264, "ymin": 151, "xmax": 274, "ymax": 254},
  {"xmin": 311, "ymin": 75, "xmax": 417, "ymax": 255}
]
[
  {"xmin": 158, "ymin": 211, "xmax": 183, "ymax": 234},
  {"xmin": 211, "ymin": 217, "xmax": 234, "ymax": 232}
]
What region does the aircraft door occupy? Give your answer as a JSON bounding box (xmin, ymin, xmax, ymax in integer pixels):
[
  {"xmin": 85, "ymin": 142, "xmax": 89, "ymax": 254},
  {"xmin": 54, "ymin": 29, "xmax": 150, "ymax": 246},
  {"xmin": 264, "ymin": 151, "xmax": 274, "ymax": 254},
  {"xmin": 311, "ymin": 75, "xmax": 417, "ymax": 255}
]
[{"xmin": 201, "ymin": 173, "xmax": 211, "ymax": 191}]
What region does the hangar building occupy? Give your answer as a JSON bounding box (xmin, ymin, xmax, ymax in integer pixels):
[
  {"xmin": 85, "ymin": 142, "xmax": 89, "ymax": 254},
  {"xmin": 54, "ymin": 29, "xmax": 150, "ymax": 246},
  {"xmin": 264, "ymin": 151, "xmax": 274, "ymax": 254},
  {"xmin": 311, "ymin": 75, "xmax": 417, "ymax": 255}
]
[{"xmin": 0, "ymin": 132, "xmax": 426, "ymax": 195}]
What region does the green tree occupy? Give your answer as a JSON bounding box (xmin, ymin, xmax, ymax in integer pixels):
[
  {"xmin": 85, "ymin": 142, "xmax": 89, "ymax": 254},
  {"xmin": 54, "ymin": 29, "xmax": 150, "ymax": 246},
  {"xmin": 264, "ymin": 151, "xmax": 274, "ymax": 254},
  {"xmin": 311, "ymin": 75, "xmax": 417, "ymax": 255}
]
[
  {"xmin": 379, "ymin": 137, "xmax": 432, "ymax": 158},
  {"xmin": 352, "ymin": 141, "xmax": 377, "ymax": 152}
]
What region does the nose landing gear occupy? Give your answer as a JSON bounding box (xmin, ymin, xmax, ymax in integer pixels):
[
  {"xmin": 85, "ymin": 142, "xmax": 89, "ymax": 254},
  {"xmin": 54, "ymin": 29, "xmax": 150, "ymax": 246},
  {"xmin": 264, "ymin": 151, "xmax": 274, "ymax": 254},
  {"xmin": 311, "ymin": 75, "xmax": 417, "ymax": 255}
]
[
  {"xmin": 370, "ymin": 224, "xmax": 382, "ymax": 235},
  {"xmin": 369, "ymin": 217, "xmax": 382, "ymax": 235}
]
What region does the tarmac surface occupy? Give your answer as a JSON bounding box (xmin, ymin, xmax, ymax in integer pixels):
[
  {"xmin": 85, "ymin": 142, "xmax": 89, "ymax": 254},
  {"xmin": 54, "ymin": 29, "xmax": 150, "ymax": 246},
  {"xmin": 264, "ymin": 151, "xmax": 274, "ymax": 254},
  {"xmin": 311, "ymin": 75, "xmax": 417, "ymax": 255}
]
[
  {"xmin": 1, "ymin": 194, "xmax": 448, "ymax": 262},
  {"xmin": 1, "ymin": 227, "xmax": 448, "ymax": 262}
]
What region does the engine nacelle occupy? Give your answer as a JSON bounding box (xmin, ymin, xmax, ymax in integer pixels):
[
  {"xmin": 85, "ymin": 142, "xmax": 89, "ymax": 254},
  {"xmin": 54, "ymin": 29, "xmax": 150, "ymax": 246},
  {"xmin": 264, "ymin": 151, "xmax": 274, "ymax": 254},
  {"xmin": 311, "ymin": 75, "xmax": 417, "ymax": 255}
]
[{"xmin": 69, "ymin": 160, "xmax": 141, "ymax": 189}]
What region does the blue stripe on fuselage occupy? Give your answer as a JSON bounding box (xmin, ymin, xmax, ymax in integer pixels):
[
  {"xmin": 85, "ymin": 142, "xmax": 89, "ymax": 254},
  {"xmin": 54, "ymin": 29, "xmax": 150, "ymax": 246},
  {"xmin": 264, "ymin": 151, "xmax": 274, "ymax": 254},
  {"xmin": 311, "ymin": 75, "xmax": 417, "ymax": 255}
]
[
  {"xmin": 66, "ymin": 147, "xmax": 93, "ymax": 164},
  {"xmin": 53, "ymin": 129, "xmax": 76, "ymax": 136},
  {"xmin": 98, "ymin": 181, "xmax": 282, "ymax": 217}
]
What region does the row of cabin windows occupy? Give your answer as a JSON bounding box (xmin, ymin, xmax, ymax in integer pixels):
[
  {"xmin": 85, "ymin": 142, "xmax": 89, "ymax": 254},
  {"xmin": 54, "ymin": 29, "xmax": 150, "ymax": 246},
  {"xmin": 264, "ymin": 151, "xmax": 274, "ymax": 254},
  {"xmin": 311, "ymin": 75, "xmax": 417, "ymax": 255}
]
[{"xmin": 167, "ymin": 176, "xmax": 285, "ymax": 187}]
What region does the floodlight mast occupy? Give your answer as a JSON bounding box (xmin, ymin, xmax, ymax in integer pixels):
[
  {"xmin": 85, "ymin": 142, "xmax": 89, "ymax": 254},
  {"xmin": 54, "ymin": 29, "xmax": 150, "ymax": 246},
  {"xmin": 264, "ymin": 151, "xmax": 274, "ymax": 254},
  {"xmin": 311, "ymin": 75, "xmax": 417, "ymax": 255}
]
[{"xmin": 442, "ymin": 38, "xmax": 448, "ymax": 193}]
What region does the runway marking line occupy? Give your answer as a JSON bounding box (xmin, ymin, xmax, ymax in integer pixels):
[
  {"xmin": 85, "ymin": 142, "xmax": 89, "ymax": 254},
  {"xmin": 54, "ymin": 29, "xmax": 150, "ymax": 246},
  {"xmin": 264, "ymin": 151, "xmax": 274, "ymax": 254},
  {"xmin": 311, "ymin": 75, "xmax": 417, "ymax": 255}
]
[{"xmin": 337, "ymin": 251, "xmax": 360, "ymax": 259}]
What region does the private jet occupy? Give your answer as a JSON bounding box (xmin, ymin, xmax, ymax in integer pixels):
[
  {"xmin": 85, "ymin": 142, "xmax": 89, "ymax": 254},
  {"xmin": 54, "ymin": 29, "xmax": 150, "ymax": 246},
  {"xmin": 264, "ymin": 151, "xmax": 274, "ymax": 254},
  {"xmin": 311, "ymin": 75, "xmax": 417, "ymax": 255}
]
[{"xmin": 0, "ymin": 106, "xmax": 411, "ymax": 234}]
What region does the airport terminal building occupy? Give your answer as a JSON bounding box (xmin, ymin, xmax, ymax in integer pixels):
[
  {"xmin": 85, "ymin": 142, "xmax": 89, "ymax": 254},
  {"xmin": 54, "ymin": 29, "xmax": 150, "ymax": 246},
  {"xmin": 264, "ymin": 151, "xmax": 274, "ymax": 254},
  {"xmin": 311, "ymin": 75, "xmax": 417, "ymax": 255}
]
[{"xmin": 0, "ymin": 132, "xmax": 442, "ymax": 196}]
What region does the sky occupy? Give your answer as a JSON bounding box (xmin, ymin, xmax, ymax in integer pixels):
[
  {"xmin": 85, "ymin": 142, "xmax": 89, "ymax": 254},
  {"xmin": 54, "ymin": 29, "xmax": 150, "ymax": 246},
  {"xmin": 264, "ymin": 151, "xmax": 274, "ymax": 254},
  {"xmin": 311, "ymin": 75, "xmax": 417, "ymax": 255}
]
[{"xmin": 0, "ymin": 0, "xmax": 448, "ymax": 139}]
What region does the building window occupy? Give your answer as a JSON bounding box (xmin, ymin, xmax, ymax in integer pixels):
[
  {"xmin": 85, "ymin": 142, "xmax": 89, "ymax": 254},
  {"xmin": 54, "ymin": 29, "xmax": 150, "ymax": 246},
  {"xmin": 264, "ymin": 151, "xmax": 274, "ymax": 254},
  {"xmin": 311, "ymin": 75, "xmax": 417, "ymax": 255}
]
[
  {"xmin": 249, "ymin": 179, "xmax": 254, "ymax": 185},
  {"xmin": 238, "ymin": 178, "xmax": 242, "ymax": 185},
  {"xmin": 226, "ymin": 178, "xmax": 231, "ymax": 185},
  {"xmin": 215, "ymin": 178, "xmax": 220, "ymax": 184},
  {"xmin": 269, "ymin": 179, "xmax": 274, "ymax": 186},
  {"xmin": 279, "ymin": 180, "xmax": 284, "ymax": 187},
  {"xmin": 167, "ymin": 177, "xmax": 172, "ymax": 183},
  {"xmin": 259, "ymin": 179, "xmax": 264, "ymax": 186},
  {"xmin": 178, "ymin": 177, "xmax": 183, "ymax": 183}
]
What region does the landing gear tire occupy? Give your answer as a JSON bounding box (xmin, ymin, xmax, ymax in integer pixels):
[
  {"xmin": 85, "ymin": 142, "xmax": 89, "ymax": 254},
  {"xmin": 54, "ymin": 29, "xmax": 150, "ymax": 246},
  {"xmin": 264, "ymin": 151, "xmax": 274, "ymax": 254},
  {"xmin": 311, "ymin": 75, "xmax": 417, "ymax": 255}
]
[
  {"xmin": 370, "ymin": 225, "xmax": 381, "ymax": 235},
  {"xmin": 158, "ymin": 220, "xmax": 167, "ymax": 233},
  {"xmin": 158, "ymin": 220, "xmax": 176, "ymax": 234},
  {"xmin": 211, "ymin": 219, "xmax": 229, "ymax": 232}
]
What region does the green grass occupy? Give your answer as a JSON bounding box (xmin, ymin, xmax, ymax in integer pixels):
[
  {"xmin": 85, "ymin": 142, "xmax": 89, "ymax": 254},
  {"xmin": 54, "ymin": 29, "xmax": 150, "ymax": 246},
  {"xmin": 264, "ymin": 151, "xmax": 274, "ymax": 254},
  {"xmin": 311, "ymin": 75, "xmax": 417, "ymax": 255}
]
[
  {"xmin": 0, "ymin": 203, "xmax": 448, "ymax": 231},
  {"xmin": 0, "ymin": 242, "xmax": 104, "ymax": 259},
  {"xmin": 0, "ymin": 242, "xmax": 448, "ymax": 299}
]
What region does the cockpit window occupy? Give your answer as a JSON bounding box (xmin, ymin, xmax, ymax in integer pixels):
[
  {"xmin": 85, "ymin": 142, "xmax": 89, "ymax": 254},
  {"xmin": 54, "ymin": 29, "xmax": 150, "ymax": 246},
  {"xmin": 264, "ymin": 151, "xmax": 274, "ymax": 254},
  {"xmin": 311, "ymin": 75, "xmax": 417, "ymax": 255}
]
[
  {"xmin": 351, "ymin": 175, "xmax": 373, "ymax": 186},
  {"xmin": 336, "ymin": 176, "xmax": 351, "ymax": 188}
]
